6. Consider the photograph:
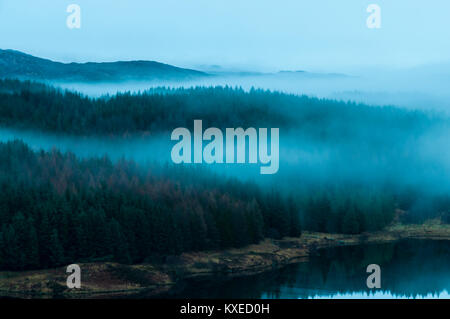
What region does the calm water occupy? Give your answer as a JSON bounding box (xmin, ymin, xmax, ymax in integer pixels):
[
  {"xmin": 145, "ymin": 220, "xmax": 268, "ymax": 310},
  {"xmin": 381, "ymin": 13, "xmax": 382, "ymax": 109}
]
[{"xmin": 158, "ymin": 240, "xmax": 450, "ymax": 299}]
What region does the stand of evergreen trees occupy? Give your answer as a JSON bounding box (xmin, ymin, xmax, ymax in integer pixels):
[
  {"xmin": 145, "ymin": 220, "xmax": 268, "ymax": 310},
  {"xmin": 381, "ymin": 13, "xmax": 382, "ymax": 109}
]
[
  {"xmin": 299, "ymin": 186, "xmax": 396, "ymax": 234},
  {"xmin": 0, "ymin": 141, "xmax": 301, "ymax": 271},
  {"xmin": 0, "ymin": 80, "xmax": 448, "ymax": 271},
  {"xmin": 0, "ymin": 140, "xmax": 446, "ymax": 271},
  {"xmin": 0, "ymin": 79, "xmax": 439, "ymax": 140},
  {"xmin": 0, "ymin": 80, "xmax": 290, "ymax": 135}
]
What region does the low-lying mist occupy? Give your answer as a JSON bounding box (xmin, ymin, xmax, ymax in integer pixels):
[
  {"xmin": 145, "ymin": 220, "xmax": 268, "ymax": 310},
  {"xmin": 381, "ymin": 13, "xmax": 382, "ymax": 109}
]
[
  {"xmin": 1, "ymin": 76, "xmax": 450, "ymax": 223},
  {"xmin": 0, "ymin": 117, "xmax": 449, "ymax": 195},
  {"xmin": 56, "ymin": 64, "xmax": 450, "ymax": 113}
]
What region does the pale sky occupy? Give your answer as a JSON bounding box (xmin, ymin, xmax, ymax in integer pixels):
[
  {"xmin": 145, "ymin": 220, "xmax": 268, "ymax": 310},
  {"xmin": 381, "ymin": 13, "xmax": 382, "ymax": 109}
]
[{"xmin": 1, "ymin": 0, "xmax": 450, "ymax": 72}]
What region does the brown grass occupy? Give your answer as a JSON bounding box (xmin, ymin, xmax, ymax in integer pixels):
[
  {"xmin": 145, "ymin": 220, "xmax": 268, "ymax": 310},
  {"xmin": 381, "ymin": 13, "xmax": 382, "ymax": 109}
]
[{"xmin": 1, "ymin": 222, "xmax": 448, "ymax": 298}]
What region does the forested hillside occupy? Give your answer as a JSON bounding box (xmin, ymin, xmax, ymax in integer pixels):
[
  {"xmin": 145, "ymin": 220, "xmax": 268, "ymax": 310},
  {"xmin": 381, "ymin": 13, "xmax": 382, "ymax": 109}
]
[
  {"xmin": 0, "ymin": 50, "xmax": 207, "ymax": 82},
  {"xmin": 0, "ymin": 79, "xmax": 439, "ymax": 140},
  {"xmin": 0, "ymin": 141, "xmax": 301, "ymax": 270},
  {"xmin": 0, "ymin": 141, "xmax": 407, "ymax": 271},
  {"xmin": 0, "ymin": 80, "xmax": 449, "ymax": 271}
]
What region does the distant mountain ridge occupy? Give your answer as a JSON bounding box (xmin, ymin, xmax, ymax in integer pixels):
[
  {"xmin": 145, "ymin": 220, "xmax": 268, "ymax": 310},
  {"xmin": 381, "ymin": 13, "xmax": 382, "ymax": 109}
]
[{"xmin": 0, "ymin": 49, "xmax": 208, "ymax": 82}]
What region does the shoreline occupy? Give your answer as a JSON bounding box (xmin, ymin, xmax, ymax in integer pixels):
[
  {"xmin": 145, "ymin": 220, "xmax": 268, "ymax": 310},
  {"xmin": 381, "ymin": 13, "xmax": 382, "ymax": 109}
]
[{"xmin": 1, "ymin": 222, "xmax": 449, "ymax": 299}]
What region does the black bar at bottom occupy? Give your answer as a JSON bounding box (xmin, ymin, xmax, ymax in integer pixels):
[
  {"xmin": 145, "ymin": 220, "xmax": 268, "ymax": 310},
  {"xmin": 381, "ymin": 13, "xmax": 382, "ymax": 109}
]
[{"xmin": 0, "ymin": 298, "xmax": 447, "ymax": 317}]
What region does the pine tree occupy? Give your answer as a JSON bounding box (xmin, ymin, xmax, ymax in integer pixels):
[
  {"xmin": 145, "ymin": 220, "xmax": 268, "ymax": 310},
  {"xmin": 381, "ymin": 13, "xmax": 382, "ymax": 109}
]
[
  {"xmin": 287, "ymin": 196, "xmax": 302, "ymax": 237},
  {"xmin": 1, "ymin": 225, "xmax": 20, "ymax": 270},
  {"xmin": 108, "ymin": 219, "xmax": 131, "ymax": 264},
  {"xmin": 48, "ymin": 229, "xmax": 64, "ymax": 267},
  {"xmin": 342, "ymin": 206, "xmax": 360, "ymax": 234}
]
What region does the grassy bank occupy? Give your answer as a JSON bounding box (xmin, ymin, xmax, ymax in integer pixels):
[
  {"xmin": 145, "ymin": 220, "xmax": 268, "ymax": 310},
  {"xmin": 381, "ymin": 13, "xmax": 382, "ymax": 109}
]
[{"xmin": 1, "ymin": 221, "xmax": 449, "ymax": 299}]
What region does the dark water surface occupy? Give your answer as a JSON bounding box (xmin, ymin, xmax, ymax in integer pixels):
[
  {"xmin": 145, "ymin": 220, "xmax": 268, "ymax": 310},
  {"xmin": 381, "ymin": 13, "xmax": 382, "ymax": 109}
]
[{"xmin": 156, "ymin": 240, "xmax": 449, "ymax": 299}]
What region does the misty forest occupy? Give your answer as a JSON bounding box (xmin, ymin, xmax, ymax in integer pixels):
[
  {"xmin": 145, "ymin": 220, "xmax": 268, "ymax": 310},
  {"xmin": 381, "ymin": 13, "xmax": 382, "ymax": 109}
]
[
  {"xmin": 2, "ymin": 0, "xmax": 450, "ymax": 300},
  {"xmin": 0, "ymin": 77, "xmax": 449, "ymax": 272}
]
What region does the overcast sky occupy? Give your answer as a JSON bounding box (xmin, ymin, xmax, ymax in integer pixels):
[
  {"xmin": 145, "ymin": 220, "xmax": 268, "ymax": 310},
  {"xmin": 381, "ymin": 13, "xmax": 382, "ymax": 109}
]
[{"xmin": 1, "ymin": 0, "xmax": 449, "ymax": 72}]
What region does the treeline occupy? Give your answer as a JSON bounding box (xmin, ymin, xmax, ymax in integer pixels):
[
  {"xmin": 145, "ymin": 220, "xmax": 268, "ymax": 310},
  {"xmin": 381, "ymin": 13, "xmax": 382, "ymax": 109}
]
[
  {"xmin": 0, "ymin": 79, "xmax": 50, "ymax": 94},
  {"xmin": 0, "ymin": 79, "xmax": 289, "ymax": 135},
  {"xmin": 0, "ymin": 79, "xmax": 440, "ymax": 141},
  {"xmin": 299, "ymin": 184, "xmax": 450, "ymax": 231},
  {"xmin": 0, "ymin": 141, "xmax": 301, "ymax": 271},
  {"xmin": 396, "ymin": 189, "xmax": 450, "ymax": 224},
  {"xmin": 0, "ymin": 81, "xmax": 447, "ymax": 271},
  {"xmin": 0, "ymin": 141, "xmax": 443, "ymax": 271},
  {"xmin": 299, "ymin": 185, "xmax": 396, "ymax": 234}
]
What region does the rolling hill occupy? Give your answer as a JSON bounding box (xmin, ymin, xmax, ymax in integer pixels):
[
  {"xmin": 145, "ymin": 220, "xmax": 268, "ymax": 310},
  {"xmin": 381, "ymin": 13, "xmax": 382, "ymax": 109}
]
[{"xmin": 0, "ymin": 49, "xmax": 208, "ymax": 82}]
